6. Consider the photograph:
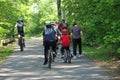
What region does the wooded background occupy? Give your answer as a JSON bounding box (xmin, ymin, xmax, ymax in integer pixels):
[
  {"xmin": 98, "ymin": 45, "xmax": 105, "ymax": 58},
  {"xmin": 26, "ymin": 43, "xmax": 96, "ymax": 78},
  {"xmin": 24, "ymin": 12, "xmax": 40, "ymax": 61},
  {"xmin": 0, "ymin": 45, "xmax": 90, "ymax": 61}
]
[{"xmin": 0, "ymin": 0, "xmax": 120, "ymax": 57}]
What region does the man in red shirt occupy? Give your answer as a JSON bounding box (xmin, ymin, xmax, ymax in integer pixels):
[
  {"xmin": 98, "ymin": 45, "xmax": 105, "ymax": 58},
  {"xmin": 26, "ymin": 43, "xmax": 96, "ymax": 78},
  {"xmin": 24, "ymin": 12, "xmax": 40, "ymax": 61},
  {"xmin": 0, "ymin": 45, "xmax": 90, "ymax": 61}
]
[{"xmin": 60, "ymin": 29, "xmax": 71, "ymax": 58}]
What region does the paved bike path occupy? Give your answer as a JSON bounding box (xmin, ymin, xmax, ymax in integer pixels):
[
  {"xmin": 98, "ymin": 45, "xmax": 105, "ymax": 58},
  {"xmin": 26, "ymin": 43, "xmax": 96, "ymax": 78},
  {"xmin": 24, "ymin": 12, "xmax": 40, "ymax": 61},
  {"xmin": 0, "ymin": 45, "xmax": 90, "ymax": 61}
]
[{"xmin": 0, "ymin": 38, "xmax": 115, "ymax": 80}]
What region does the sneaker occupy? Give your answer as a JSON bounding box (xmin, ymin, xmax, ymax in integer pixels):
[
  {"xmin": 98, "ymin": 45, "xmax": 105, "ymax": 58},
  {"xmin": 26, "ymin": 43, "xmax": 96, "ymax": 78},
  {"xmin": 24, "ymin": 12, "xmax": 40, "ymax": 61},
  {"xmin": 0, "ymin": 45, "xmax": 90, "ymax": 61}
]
[
  {"xmin": 71, "ymin": 54, "xmax": 73, "ymax": 58},
  {"xmin": 43, "ymin": 60, "xmax": 48, "ymax": 65},
  {"xmin": 73, "ymin": 56, "xmax": 77, "ymax": 59},
  {"xmin": 78, "ymin": 54, "xmax": 82, "ymax": 58},
  {"xmin": 61, "ymin": 55, "xmax": 64, "ymax": 58},
  {"xmin": 43, "ymin": 61, "xmax": 47, "ymax": 65}
]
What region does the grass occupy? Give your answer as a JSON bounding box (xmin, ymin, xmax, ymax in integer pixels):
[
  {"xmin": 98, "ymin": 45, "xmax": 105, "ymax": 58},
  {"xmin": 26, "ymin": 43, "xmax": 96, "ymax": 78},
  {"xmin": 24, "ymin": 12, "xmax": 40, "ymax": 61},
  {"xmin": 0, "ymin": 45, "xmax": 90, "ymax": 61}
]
[
  {"xmin": 83, "ymin": 46, "xmax": 119, "ymax": 62},
  {"xmin": 83, "ymin": 46, "xmax": 120, "ymax": 80},
  {"xmin": 0, "ymin": 44, "xmax": 14, "ymax": 64}
]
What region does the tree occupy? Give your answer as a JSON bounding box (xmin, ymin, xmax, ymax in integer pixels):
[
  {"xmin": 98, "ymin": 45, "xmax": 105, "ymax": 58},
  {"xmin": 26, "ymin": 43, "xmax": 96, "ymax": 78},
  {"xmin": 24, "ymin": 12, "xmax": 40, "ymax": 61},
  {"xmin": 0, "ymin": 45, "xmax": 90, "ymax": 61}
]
[{"xmin": 57, "ymin": 0, "xmax": 61, "ymax": 21}]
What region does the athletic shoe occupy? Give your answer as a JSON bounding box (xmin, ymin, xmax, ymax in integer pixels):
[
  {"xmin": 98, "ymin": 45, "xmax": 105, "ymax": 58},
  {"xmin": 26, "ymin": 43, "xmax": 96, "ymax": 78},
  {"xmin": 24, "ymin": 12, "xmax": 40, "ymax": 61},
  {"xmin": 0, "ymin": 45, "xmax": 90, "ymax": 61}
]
[
  {"xmin": 78, "ymin": 54, "xmax": 82, "ymax": 58},
  {"xmin": 73, "ymin": 56, "xmax": 77, "ymax": 59},
  {"xmin": 61, "ymin": 55, "xmax": 64, "ymax": 58},
  {"xmin": 43, "ymin": 61, "xmax": 47, "ymax": 65}
]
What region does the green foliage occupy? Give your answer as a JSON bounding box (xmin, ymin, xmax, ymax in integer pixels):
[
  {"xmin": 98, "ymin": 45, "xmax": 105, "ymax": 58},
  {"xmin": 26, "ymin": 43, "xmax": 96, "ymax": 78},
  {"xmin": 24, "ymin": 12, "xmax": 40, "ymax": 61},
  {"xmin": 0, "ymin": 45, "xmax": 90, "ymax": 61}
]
[
  {"xmin": 83, "ymin": 46, "xmax": 119, "ymax": 61},
  {"xmin": 0, "ymin": 0, "xmax": 29, "ymax": 38},
  {"xmin": 0, "ymin": 0, "xmax": 58, "ymax": 38},
  {"xmin": 1, "ymin": 0, "xmax": 119, "ymax": 59},
  {"xmin": 24, "ymin": 0, "xmax": 58, "ymax": 37},
  {"xmin": 0, "ymin": 47, "xmax": 14, "ymax": 64},
  {"xmin": 117, "ymin": 48, "xmax": 120, "ymax": 54},
  {"xmin": 62, "ymin": 0, "xmax": 120, "ymax": 57}
]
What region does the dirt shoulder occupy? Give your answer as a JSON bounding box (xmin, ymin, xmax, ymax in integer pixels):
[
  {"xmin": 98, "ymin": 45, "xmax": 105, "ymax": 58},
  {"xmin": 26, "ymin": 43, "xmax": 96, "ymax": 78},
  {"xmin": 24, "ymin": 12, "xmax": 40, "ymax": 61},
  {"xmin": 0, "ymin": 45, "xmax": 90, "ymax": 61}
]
[{"xmin": 95, "ymin": 60, "xmax": 120, "ymax": 80}]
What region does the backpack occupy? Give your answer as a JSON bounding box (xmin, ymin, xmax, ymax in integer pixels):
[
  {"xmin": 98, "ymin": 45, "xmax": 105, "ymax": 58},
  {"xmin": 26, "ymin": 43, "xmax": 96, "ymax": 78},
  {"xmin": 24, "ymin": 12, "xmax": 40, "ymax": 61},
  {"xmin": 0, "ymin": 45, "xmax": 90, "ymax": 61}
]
[{"xmin": 43, "ymin": 28, "xmax": 56, "ymax": 41}]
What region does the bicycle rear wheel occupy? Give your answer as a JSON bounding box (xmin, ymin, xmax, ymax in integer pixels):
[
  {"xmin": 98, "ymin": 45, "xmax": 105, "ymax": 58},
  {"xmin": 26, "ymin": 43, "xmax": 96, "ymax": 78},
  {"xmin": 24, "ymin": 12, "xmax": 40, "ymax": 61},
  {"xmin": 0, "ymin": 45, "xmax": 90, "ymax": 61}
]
[
  {"xmin": 48, "ymin": 50, "xmax": 53, "ymax": 69},
  {"xmin": 67, "ymin": 51, "xmax": 71, "ymax": 63},
  {"xmin": 64, "ymin": 50, "xmax": 67, "ymax": 63},
  {"xmin": 19, "ymin": 37, "xmax": 24, "ymax": 51}
]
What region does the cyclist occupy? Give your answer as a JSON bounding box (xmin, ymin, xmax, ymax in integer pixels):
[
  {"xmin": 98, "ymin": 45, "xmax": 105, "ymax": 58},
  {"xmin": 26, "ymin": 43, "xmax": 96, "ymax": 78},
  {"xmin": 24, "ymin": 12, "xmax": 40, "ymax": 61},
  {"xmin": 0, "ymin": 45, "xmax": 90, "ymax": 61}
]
[
  {"xmin": 60, "ymin": 29, "xmax": 71, "ymax": 58},
  {"xmin": 51, "ymin": 22, "xmax": 61, "ymax": 49},
  {"xmin": 59, "ymin": 19, "xmax": 68, "ymax": 31},
  {"xmin": 42, "ymin": 23, "xmax": 57, "ymax": 65},
  {"xmin": 15, "ymin": 18, "xmax": 25, "ymax": 47}
]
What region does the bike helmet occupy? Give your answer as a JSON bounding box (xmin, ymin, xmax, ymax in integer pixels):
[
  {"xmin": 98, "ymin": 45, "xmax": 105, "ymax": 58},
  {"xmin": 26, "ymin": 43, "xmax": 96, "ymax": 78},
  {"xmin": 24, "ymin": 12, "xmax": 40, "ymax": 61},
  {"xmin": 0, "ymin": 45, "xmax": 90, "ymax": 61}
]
[
  {"xmin": 46, "ymin": 23, "xmax": 52, "ymax": 28},
  {"xmin": 18, "ymin": 18, "xmax": 23, "ymax": 21},
  {"xmin": 62, "ymin": 29, "xmax": 68, "ymax": 35}
]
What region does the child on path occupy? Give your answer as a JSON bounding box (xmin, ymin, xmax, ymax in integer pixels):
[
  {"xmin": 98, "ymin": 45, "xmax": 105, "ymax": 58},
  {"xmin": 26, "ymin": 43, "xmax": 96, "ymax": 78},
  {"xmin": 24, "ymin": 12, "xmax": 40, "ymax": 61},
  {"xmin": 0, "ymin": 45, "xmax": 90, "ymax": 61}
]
[{"xmin": 60, "ymin": 29, "xmax": 71, "ymax": 58}]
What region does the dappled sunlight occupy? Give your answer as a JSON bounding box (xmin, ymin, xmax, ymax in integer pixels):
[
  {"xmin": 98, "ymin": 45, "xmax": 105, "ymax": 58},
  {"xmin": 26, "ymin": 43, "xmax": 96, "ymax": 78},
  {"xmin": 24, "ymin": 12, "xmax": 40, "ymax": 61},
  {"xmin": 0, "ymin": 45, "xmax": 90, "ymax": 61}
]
[
  {"xmin": 54, "ymin": 64, "xmax": 81, "ymax": 69},
  {"xmin": 10, "ymin": 54, "xmax": 44, "ymax": 59},
  {"xmin": 0, "ymin": 71, "xmax": 39, "ymax": 76},
  {"xmin": 0, "ymin": 38, "xmax": 115, "ymax": 80}
]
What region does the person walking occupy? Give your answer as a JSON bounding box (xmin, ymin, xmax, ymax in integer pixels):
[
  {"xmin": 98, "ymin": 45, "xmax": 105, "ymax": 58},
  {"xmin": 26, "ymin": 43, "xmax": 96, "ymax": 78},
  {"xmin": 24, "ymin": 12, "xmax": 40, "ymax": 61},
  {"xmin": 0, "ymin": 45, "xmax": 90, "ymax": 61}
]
[
  {"xmin": 59, "ymin": 19, "xmax": 68, "ymax": 31},
  {"xmin": 71, "ymin": 23, "xmax": 83, "ymax": 59}
]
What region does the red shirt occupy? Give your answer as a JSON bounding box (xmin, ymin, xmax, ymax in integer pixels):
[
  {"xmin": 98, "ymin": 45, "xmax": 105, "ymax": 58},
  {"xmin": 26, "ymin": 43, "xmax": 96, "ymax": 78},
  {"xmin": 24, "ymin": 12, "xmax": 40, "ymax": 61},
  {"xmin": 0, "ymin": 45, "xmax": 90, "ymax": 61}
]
[{"xmin": 60, "ymin": 35, "xmax": 71, "ymax": 47}]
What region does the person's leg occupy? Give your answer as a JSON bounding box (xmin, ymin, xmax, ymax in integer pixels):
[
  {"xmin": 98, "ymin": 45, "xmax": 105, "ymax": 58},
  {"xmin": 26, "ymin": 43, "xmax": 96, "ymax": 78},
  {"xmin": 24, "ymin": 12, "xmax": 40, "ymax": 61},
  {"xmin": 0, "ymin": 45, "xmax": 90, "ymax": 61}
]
[
  {"xmin": 60, "ymin": 46, "xmax": 64, "ymax": 58},
  {"xmin": 73, "ymin": 39, "xmax": 77, "ymax": 56},
  {"xmin": 66, "ymin": 46, "xmax": 70, "ymax": 53},
  {"xmin": 52, "ymin": 41, "xmax": 56, "ymax": 53},
  {"xmin": 56, "ymin": 37, "xmax": 59, "ymax": 49},
  {"xmin": 52, "ymin": 41, "xmax": 57, "ymax": 58},
  {"xmin": 43, "ymin": 41, "xmax": 49, "ymax": 65},
  {"xmin": 78, "ymin": 38, "xmax": 82, "ymax": 55}
]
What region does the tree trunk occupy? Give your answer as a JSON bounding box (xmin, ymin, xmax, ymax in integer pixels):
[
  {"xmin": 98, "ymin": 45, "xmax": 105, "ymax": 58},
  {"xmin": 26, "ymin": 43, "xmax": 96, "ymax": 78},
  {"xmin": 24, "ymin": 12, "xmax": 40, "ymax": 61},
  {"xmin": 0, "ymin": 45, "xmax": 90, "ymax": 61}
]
[{"xmin": 57, "ymin": 0, "xmax": 61, "ymax": 21}]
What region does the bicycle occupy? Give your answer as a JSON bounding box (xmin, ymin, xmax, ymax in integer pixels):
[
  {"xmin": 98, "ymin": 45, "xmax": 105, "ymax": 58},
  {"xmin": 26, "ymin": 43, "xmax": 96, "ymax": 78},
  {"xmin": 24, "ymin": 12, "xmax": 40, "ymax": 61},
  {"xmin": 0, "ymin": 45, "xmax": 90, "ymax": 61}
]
[
  {"xmin": 18, "ymin": 34, "xmax": 24, "ymax": 51},
  {"xmin": 63, "ymin": 48, "xmax": 72, "ymax": 63},
  {"xmin": 48, "ymin": 46, "xmax": 56, "ymax": 69}
]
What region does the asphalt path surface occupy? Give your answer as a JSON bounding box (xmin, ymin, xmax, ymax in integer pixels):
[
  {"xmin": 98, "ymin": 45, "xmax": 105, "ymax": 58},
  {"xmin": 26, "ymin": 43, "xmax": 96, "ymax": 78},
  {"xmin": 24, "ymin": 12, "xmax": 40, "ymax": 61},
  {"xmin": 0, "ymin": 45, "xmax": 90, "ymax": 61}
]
[{"xmin": 0, "ymin": 38, "xmax": 115, "ymax": 80}]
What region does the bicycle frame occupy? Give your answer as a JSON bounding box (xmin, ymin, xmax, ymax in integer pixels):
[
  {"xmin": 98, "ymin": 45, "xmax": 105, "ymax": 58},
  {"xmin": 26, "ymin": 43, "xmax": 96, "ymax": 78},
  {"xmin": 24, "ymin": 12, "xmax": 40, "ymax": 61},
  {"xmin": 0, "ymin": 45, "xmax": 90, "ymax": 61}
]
[
  {"xmin": 64, "ymin": 48, "xmax": 71, "ymax": 63},
  {"xmin": 48, "ymin": 46, "xmax": 54, "ymax": 69},
  {"xmin": 18, "ymin": 34, "xmax": 24, "ymax": 51}
]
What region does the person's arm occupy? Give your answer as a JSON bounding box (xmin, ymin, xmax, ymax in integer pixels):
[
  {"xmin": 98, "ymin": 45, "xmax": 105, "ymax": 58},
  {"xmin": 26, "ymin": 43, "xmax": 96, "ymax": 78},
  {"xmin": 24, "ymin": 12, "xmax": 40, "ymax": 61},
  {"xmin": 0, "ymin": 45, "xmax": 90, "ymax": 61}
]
[
  {"xmin": 81, "ymin": 31, "xmax": 83, "ymax": 36},
  {"xmin": 42, "ymin": 30, "xmax": 45, "ymax": 45},
  {"xmin": 80, "ymin": 30, "xmax": 84, "ymax": 41},
  {"xmin": 15, "ymin": 23, "xmax": 17, "ymax": 28},
  {"xmin": 69, "ymin": 35, "xmax": 71, "ymax": 42},
  {"xmin": 66, "ymin": 23, "xmax": 68, "ymax": 27},
  {"xmin": 70, "ymin": 28, "xmax": 73, "ymax": 37},
  {"xmin": 57, "ymin": 28, "xmax": 62, "ymax": 36}
]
